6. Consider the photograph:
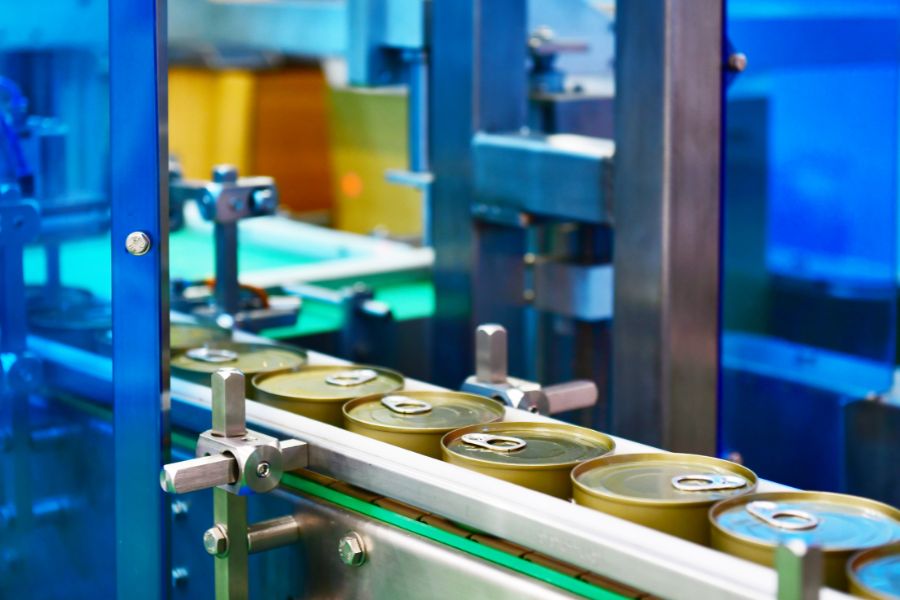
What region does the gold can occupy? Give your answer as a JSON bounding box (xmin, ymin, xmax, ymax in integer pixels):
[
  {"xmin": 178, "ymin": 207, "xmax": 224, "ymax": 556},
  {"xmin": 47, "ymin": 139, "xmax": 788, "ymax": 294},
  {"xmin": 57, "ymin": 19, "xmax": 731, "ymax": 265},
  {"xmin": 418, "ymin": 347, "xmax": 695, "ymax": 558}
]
[
  {"xmin": 253, "ymin": 365, "xmax": 404, "ymax": 426},
  {"xmin": 343, "ymin": 391, "xmax": 504, "ymax": 458},
  {"xmin": 171, "ymin": 341, "xmax": 307, "ymax": 397},
  {"xmin": 571, "ymin": 452, "xmax": 756, "ymax": 545},
  {"xmin": 710, "ymin": 491, "xmax": 900, "ymax": 590},
  {"xmin": 848, "ymin": 542, "xmax": 900, "ymax": 599},
  {"xmin": 170, "ymin": 322, "xmax": 230, "ymax": 351},
  {"xmin": 441, "ymin": 422, "xmax": 615, "ymax": 499}
]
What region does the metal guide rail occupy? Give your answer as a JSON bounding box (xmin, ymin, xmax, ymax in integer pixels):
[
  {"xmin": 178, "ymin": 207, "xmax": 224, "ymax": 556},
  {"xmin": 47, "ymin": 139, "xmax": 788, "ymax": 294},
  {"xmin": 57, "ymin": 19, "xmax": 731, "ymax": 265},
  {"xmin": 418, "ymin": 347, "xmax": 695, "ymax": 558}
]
[{"xmin": 170, "ymin": 372, "xmax": 853, "ymax": 600}]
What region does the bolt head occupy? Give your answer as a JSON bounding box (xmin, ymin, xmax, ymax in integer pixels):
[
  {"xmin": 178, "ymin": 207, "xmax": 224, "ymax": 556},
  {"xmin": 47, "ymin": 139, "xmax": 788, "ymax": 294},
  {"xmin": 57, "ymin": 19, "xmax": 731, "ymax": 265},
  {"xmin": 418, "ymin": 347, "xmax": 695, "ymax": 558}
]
[
  {"xmin": 256, "ymin": 461, "xmax": 271, "ymax": 478},
  {"xmin": 727, "ymin": 52, "xmax": 748, "ymax": 73},
  {"xmin": 338, "ymin": 532, "xmax": 366, "ymax": 567},
  {"xmin": 125, "ymin": 231, "xmax": 152, "ymax": 256},
  {"xmin": 212, "ymin": 164, "xmax": 239, "ymax": 184},
  {"xmin": 203, "ymin": 525, "xmax": 228, "ymax": 556}
]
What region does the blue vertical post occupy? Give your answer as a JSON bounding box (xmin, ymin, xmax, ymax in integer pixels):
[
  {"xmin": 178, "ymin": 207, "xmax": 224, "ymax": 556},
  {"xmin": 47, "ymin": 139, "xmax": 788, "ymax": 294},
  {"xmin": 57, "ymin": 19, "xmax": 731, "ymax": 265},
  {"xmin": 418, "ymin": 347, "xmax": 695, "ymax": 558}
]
[{"xmin": 110, "ymin": 0, "xmax": 170, "ymax": 597}]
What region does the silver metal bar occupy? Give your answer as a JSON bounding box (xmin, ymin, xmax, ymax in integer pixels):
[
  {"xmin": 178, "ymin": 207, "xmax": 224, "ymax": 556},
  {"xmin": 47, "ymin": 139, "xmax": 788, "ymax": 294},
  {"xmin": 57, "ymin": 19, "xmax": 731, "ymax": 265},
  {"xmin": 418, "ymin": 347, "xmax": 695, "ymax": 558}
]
[
  {"xmin": 214, "ymin": 488, "xmax": 248, "ymax": 600},
  {"xmin": 171, "ymin": 378, "xmax": 852, "ymax": 600},
  {"xmin": 247, "ymin": 515, "xmax": 302, "ymax": 554},
  {"xmin": 160, "ymin": 454, "xmax": 238, "ymax": 494},
  {"xmin": 476, "ymin": 324, "xmax": 508, "ymax": 384},
  {"xmin": 211, "ymin": 370, "xmax": 246, "ymax": 438},
  {"xmin": 544, "ymin": 380, "xmax": 597, "ymax": 414},
  {"xmin": 776, "ymin": 541, "xmax": 822, "ymax": 600},
  {"xmin": 612, "ymin": 0, "xmax": 723, "ymax": 453}
]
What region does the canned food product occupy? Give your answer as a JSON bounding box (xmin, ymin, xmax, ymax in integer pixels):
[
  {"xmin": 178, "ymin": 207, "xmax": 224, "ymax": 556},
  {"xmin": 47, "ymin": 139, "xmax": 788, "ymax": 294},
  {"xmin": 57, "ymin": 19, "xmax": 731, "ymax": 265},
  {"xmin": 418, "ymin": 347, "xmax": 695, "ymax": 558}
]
[
  {"xmin": 710, "ymin": 492, "xmax": 900, "ymax": 590},
  {"xmin": 441, "ymin": 422, "xmax": 615, "ymax": 499},
  {"xmin": 343, "ymin": 391, "xmax": 504, "ymax": 458},
  {"xmin": 170, "ymin": 322, "xmax": 230, "ymax": 351},
  {"xmin": 253, "ymin": 365, "xmax": 404, "ymax": 426},
  {"xmin": 848, "ymin": 542, "xmax": 900, "ymax": 599},
  {"xmin": 571, "ymin": 453, "xmax": 756, "ymax": 545},
  {"xmin": 171, "ymin": 341, "xmax": 307, "ymax": 397}
]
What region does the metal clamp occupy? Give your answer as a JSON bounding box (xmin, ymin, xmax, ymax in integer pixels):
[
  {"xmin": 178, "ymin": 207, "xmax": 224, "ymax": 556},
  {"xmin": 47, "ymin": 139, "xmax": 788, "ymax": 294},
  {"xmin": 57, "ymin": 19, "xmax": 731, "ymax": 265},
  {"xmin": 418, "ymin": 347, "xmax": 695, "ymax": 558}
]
[
  {"xmin": 381, "ymin": 395, "xmax": 432, "ymax": 415},
  {"xmin": 461, "ymin": 433, "xmax": 527, "ymax": 452},
  {"xmin": 461, "ymin": 324, "xmax": 598, "ymax": 415},
  {"xmin": 746, "ymin": 501, "xmax": 820, "ymax": 531},
  {"xmin": 159, "ymin": 368, "xmax": 309, "ymax": 600},
  {"xmin": 670, "ymin": 474, "xmax": 748, "ymax": 492},
  {"xmin": 326, "ymin": 369, "xmax": 378, "ymax": 387}
]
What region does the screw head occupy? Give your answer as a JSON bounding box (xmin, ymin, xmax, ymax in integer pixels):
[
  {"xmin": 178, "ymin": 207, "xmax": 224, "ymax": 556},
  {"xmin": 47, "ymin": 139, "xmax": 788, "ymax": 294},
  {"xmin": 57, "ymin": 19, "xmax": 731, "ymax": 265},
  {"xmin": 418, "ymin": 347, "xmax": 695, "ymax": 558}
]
[
  {"xmin": 338, "ymin": 532, "xmax": 366, "ymax": 567},
  {"xmin": 727, "ymin": 52, "xmax": 747, "ymax": 73},
  {"xmin": 203, "ymin": 525, "xmax": 228, "ymax": 557},
  {"xmin": 256, "ymin": 461, "xmax": 271, "ymax": 478},
  {"xmin": 125, "ymin": 231, "xmax": 152, "ymax": 256}
]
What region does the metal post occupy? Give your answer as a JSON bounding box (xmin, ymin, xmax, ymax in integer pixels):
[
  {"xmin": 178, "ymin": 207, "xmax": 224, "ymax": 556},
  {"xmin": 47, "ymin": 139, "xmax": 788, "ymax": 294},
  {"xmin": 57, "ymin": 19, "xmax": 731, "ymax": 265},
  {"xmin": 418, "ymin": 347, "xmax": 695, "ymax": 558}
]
[
  {"xmin": 776, "ymin": 541, "xmax": 822, "ymax": 600},
  {"xmin": 612, "ymin": 0, "xmax": 724, "ymax": 453},
  {"xmin": 110, "ymin": 0, "xmax": 170, "ymax": 597},
  {"xmin": 214, "ymin": 222, "xmax": 240, "ymax": 316},
  {"xmin": 428, "ymin": 0, "xmax": 527, "ymax": 386},
  {"xmin": 212, "ymin": 489, "xmax": 249, "ymax": 600}
]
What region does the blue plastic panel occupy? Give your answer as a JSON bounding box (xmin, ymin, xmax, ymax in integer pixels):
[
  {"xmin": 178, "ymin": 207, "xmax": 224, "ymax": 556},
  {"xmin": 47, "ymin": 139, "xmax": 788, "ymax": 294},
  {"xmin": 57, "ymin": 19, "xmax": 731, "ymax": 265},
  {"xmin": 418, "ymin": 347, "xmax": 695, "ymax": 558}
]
[{"xmin": 722, "ymin": 0, "xmax": 900, "ymax": 498}]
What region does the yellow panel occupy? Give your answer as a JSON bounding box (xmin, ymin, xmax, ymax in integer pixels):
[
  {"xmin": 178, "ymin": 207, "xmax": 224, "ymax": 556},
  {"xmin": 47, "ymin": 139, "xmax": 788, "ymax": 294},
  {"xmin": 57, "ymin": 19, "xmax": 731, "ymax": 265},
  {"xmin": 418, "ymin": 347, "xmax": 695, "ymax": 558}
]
[
  {"xmin": 326, "ymin": 86, "xmax": 422, "ymax": 237},
  {"xmin": 168, "ymin": 68, "xmax": 255, "ymax": 179}
]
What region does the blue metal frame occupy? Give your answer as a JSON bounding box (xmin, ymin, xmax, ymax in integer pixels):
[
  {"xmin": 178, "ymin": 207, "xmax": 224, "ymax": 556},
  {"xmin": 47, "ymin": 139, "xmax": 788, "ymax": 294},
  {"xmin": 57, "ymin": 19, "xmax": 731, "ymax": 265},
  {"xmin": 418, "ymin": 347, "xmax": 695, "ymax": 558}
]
[{"xmin": 110, "ymin": 0, "xmax": 170, "ymax": 597}]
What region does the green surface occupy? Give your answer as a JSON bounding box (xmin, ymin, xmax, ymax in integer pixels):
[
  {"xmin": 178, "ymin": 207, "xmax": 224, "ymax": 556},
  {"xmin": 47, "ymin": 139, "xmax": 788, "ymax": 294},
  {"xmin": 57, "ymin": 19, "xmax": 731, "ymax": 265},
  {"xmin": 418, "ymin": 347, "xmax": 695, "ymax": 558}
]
[{"xmin": 24, "ymin": 230, "xmax": 434, "ymax": 335}]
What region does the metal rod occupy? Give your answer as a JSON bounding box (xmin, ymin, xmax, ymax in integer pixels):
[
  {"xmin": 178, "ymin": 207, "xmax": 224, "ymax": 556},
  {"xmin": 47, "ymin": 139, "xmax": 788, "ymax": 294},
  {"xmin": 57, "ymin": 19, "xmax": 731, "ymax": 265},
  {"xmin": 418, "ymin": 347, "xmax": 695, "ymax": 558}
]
[
  {"xmin": 160, "ymin": 454, "xmax": 238, "ymax": 494},
  {"xmin": 776, "ymin": 541, "xmax": 822, "ymax": 600},
  {"xmin": 405, "ymin": 49, "xmax": 430, "ymax": 173},
  {"xmin": 214, "ymin": 221, "xmax": 240, "ymax": 315},
  {"xmin": 247, "ymin": 515, "xmax": 301, "ymax": 554},
  {"xmin": 213, "ymin": 487, "xmax": 248, "ymax": 600}
]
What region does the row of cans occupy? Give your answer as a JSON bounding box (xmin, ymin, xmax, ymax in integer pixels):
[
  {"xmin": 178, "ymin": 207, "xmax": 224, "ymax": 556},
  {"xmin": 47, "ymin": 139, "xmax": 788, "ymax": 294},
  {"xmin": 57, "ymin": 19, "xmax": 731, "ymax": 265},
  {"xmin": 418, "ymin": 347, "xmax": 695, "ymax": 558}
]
[{"xmin": 171, "ymin": 332, "xmax": 900, "ymax": 598}]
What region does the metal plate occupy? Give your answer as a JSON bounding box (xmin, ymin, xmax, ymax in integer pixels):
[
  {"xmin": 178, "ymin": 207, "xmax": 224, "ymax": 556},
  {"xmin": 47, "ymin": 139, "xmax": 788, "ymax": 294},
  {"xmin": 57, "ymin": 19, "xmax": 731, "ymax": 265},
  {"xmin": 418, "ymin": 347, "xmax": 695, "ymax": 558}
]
[
  {"xmin": 442, "ymin": 422, "xmax": 613, "ymax": 467},
  {"xmin": 171, "ymin": 342, "xmax": 306, "ymax": 382},
  {"xmin": 252, "ymin": 365, "xmax": 403, "ymax": 402},
  {"xmin": 573, "ymin": 453, "xmax": 755, "ymax": 505},
  {"xmin": 849, "ymin": 542, "xmax": 900, "ymax": 600},
  {"xmin": 712, "ymin": 492, "xmax": 900, "ymax": 551},
  {"xmin": 344, "ymin": 391, "xmax": 504, "ymax": 432}
]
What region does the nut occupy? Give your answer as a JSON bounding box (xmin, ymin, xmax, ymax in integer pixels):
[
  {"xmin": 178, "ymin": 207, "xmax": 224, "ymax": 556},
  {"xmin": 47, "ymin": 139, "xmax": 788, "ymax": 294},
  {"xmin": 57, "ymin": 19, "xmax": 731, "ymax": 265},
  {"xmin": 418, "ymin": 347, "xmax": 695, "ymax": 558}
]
[
  {"xmin": 338, "ymin": 532, "xmax": 366, "ymax": 567},
  {"xmin": 203, "ymin": 525, "xmax": 228, "ymax": 557}
]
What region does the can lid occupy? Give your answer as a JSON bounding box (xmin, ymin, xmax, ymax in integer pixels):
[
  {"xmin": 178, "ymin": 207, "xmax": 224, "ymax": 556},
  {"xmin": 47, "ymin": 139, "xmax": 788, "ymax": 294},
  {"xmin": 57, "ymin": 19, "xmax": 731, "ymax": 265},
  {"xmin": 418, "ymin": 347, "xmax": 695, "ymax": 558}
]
[
  {"xmin": 345, "ymin": 391, "xmax": 503, "ymax": 432},
  {"xmin": 171, "ymin": 322, "xmax": 230, "ymax": 351},
  {"xmin": 713, "ymin": 492, "xmax": 900, "ymax": 551},
  {"xmin": 253, "ymin": 365, "xmax": 403, "ymax": 402},
  {"xmin": 573, "ymin": 453, "xmax": 754, "ymax": 505},
  {"xmin": 850, "ymin": 542, "xmax": 900, "ymax": 598},
  {"xmin": 443, "ymin": 422, "xmax": 614, "ymax": 468},
  {"xmin": 171, "ymin": 342, "xmax": 306, "ymax": 376}
]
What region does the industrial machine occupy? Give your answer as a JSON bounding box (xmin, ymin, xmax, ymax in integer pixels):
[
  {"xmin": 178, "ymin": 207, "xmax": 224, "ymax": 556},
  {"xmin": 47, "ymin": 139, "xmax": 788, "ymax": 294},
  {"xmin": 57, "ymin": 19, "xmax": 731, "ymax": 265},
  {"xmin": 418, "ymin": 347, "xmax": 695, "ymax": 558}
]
[{"xmin": 1, "ymin": 1, "xmax": 898, "ymax": 599}]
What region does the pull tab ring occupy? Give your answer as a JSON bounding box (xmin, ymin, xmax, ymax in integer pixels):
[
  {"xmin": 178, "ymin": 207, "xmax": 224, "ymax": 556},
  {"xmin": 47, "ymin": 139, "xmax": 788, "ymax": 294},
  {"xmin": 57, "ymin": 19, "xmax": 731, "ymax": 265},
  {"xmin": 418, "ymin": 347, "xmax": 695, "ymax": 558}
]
[
  {"xmin": 186, "ymin": 347, "xmax": 239, "ymax": 364},
  {"xmin": 381, "ymin": 395, "xmax": 432, "ymax": 415},
  {"xmin": 671, "ymin": 473, "xmax": 748, "ymax": 492},
  {"xmin": 746, "ymin": 501, "xmax": 820, "ymax": 531},
  {"xmin": 460, "ymin": 433, "xmax": 527, "ymax": 452},
  {"xmin": 326, "ymin": 369, "xmax": 378, "ymax": 387}
]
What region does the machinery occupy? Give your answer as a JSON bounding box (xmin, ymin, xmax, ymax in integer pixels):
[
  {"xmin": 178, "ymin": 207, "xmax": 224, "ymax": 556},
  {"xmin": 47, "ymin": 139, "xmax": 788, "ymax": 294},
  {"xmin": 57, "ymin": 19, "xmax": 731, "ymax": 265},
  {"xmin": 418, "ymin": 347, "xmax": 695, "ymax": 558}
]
[{"xmin": 1, "ymin": 1, "xmax": 898, "ymax": 599}]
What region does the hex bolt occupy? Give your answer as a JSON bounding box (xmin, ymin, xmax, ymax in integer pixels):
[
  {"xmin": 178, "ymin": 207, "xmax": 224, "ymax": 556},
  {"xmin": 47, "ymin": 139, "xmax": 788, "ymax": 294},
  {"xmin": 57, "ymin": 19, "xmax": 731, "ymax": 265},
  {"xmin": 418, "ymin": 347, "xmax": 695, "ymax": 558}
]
[
  {"xmin": 338, "ymin": 532, "xmax": 366, "ymax": 567},
  {"xmin": 256, "ymin": 461, "xmax": 271, "ymax": 478},
  {"xmin": 125, "ymin": 231, "xmax": 152, "ymax": 256},
  {"xmin": 204, "ymin": 524, "xmax": 229, "ymax": 557},
  {"xmin": 171, "ymin": 500, "xmax": 190, "ymax": 519}
]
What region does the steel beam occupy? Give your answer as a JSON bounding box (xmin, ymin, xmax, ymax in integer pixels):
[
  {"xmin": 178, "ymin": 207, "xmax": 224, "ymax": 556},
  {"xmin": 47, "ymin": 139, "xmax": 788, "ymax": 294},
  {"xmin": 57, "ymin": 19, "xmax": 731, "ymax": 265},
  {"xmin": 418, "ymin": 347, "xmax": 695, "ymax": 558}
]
[{"xmin": 612, "ymin": 0, "xmax": 724, "ymax": 453}]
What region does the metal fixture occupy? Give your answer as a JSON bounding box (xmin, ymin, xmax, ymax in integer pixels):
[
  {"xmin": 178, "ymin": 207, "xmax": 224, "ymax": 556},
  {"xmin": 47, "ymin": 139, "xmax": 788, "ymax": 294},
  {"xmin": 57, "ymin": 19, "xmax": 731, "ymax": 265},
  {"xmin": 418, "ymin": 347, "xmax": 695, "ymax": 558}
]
[
  {"xmin": 124, "ymin": 231, "xmax": 152, "ymax": 256},
  {"xmin": 775, "ymin": 541, "xmax": 822, "ymax": 600},
  {"xmin": 171, "ymin": 566, "xmax": 189, "ymax": 588},
  {"xmin": 338, "ymin": 532, "xmax": 366, "ymax": 567},
  {"xmin": 160, "ymin": 368, "xmax": 308, "ymax": 599},
  {"xmin": 462, "ymin": 324, "xmax": 598, "ymax": 415},
  {"xmin": 727, "ymin": 52, "xmax": 748, "ymax": 73}
]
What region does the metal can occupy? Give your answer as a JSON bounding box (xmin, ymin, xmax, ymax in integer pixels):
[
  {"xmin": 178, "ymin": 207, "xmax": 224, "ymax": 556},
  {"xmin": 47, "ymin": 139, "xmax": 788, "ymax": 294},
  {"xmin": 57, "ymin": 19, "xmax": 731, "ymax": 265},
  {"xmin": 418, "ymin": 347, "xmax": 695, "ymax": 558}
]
[
  {"xmin": 571, "ymin": 452, "xmax": 757, "ymax": 545},
  {"xmin": 171, "ymin": 341, "xmax": 307, "ymax": 397},
  {"xmin": 170, "ymin": 322, "xmax": 230, "ymax": 352},
  {"xmin": 253, "ymin": 365, "xmax": 404, "ymax": 426},
  {"xmin": 848, "ymin": 542, "xmax": 900, "ymax": 599},
  {"xmin": 710, "ymin": 491, "xmax": 900, "ymax": 590},
  {"xmin": 343, "ymin": 391, "xmax": 504, "ymax": 458},
  {"xmin": 441, "ymin": 422, "xmax": 615, "ymax": 499}
]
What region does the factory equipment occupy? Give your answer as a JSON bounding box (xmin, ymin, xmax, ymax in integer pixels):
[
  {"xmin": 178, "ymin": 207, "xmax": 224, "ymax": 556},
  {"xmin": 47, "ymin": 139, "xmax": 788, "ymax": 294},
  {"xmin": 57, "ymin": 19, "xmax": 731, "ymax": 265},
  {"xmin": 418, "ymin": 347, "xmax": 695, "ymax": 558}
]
[{"xmin": 1, "ymin": 0, "xmax": 899, "ymax": 599}]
